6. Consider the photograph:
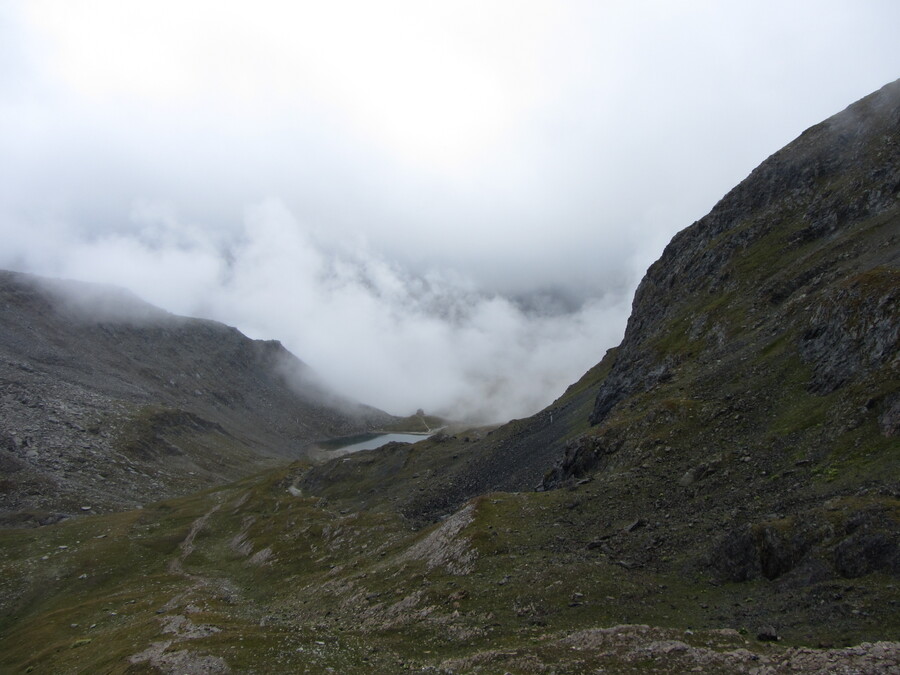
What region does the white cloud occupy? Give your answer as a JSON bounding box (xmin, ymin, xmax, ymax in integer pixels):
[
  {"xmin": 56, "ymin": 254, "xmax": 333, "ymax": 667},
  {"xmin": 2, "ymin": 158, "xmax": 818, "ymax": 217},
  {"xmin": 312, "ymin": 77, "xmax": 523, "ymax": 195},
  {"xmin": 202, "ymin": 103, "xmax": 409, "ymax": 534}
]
[{"xmin": 1, "ymin": 1, "xmax": 899, "ymax": 420}]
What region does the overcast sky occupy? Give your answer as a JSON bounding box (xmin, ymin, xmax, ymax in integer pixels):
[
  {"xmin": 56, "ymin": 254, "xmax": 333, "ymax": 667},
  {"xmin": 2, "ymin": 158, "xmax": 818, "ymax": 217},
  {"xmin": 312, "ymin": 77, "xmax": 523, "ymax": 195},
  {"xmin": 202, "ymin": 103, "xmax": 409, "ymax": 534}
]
[{"xmin": 1, "ymin": 1, "xmax": 898, "ymax": 421}]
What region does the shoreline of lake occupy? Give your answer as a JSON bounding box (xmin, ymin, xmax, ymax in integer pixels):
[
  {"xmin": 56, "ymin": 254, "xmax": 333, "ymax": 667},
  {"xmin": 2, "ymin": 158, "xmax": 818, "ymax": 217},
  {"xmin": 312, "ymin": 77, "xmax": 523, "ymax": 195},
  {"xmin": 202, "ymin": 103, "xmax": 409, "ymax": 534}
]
[{"xmin": 308, "ymin": 430, "xmax": 438, "ymax": 462}]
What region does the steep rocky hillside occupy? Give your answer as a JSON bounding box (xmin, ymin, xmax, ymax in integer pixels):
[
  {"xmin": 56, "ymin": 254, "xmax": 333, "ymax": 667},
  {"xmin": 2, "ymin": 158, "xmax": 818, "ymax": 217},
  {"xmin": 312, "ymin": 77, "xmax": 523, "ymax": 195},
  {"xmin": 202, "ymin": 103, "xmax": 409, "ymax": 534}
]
[
  {"xmin": 312, "ymin": 78, "xmax": 900, "ymax": 523},
  {"xmin": 0, "ymin": 271, "xmax": 392, "ymax": 524},
  {"xmin": 0, "ymin": 82, "xmax": 898, "ymax": 673}
]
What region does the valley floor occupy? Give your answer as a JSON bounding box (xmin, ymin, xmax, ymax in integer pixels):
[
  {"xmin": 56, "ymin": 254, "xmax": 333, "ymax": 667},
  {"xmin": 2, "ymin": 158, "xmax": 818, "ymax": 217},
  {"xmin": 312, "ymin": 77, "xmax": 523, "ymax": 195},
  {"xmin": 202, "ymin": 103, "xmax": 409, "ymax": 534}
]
[{"xmin": 2, "ymin": 461, "xmax": 898, "ymax": 674}]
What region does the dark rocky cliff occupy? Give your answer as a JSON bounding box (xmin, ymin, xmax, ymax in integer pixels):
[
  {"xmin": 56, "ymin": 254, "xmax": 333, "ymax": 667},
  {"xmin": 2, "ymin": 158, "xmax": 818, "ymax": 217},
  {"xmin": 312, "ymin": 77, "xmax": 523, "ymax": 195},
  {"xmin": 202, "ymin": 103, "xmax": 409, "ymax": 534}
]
[
  {"xmin": 538, "ymin": 79, "xmax": 900, "ymax": 586},
  {"xmin": 589, "ymin": 77, "xmax": 899, "ymax": 429}
]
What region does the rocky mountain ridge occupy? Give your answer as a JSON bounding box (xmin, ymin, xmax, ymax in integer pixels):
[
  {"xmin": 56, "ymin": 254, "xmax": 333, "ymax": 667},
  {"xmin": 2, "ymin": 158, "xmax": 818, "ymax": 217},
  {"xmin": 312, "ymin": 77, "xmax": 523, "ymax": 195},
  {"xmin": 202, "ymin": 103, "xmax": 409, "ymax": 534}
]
[
  {"xmin": 0, "ymin": 270, "xmax": 392, "ymax": 524},
  {"xmin": 589, "ymin": 77, "xmax": 899, "ymax": 428}
]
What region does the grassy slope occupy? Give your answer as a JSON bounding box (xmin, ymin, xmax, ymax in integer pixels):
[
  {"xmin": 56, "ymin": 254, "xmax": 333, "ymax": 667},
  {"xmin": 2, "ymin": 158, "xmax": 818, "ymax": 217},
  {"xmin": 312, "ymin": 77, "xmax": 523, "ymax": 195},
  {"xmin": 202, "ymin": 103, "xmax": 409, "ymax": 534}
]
[{"xmin": 2, "ymin": 459, "xmax": 897, "ymax": 674}]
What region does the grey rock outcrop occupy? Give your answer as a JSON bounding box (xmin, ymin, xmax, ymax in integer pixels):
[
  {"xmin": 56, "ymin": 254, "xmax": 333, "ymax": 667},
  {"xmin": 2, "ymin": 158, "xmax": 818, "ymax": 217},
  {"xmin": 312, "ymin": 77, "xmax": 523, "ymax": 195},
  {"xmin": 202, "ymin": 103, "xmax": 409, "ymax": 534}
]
[{"xmin": 589, "ymin": 78, "xmax": 900, "ymax": 428}]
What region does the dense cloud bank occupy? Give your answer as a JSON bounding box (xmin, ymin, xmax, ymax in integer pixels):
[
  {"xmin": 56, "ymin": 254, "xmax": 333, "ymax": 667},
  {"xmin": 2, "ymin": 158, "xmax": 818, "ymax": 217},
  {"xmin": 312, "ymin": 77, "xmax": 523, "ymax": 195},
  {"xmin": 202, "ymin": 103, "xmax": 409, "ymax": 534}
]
[
  {"xmin": 2, "ymin": 1, "xmax": 899, "ymax": 419},
  {"xmin": 2, "ymin": 199, "xmax": 630, "ymax": 421}
]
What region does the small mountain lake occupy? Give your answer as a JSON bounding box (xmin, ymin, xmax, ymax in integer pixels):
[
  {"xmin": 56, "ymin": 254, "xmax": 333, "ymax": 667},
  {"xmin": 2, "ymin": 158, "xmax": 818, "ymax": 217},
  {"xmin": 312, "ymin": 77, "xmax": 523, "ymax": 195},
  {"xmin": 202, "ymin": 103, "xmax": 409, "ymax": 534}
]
[{"xmin": 316, "ymin": 432, "xmax": 431, "ymax": 455}]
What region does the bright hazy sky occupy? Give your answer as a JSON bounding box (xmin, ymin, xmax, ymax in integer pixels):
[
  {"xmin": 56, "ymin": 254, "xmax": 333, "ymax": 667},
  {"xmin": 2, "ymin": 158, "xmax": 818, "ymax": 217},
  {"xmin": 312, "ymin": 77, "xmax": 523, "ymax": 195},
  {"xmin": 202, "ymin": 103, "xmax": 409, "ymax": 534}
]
[{"xmin": 2, "ymin": 1, "xmax": 898, "ymax": 420}]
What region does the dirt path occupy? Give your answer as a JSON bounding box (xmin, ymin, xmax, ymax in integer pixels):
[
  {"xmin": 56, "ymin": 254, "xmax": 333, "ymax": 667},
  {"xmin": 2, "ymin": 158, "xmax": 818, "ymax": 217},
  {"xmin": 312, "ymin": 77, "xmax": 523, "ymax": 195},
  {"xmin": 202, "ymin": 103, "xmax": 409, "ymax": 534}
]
[
  {"xmin": 130, "ymin": 498, "xmax": 233, "ymax": 673},
  {"xmin": 168, "ymin": 501, "xmax": 222, "ymax": 576}
]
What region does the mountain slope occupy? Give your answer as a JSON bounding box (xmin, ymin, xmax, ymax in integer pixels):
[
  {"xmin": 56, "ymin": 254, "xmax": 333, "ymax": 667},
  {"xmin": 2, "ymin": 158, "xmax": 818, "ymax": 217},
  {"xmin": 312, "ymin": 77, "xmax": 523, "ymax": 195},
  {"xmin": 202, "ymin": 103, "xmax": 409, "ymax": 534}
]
[
  {"xmin": 291, "ymin": 78, "xmax": 900, "ymax": 641},
  {"xmin": 310, "ymin": 77, "xmax": 900, "ymax": 527},
  {"xmin": 534, "ymin": 77, "xmax": 900, "ymax": 585},
  {"xmin": 0, "ymin": 271, "xmax": 392, "ymax": 523}
]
